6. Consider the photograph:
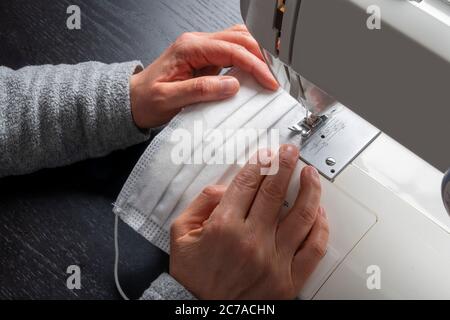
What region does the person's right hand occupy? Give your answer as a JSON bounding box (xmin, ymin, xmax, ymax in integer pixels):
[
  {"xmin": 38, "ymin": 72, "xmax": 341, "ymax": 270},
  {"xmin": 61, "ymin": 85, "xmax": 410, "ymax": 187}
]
[{"xmin": 170, "ymin": 145, "xmax": 329, "ymax": 300}]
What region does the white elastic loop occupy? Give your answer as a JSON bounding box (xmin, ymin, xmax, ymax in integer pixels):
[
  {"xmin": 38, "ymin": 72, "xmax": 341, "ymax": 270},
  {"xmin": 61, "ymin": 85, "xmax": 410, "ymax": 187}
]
[{"xmin": 113, "ymin": 206, "xmax": 130, "ymax": 300}]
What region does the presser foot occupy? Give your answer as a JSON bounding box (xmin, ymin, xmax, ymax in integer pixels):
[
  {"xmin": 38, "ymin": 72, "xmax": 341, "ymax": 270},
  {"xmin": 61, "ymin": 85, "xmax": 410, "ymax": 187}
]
[
  {"xmin": 289, "ymin": 114, "xmax": 329, "ymax": 139},
  {"xmin": 287, "ymin": 105, "xmax": 381, "ymax": 181}
]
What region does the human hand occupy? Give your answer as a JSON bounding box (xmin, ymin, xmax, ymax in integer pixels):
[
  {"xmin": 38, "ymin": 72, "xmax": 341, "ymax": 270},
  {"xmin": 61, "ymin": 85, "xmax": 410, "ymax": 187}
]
[
  {"xmin": 130, "ymin": 25, "xmax": 279, "ymax": 129},
  {"xmin": 170, "ymin": 145, "xmax": 329, "ymax": 300}
]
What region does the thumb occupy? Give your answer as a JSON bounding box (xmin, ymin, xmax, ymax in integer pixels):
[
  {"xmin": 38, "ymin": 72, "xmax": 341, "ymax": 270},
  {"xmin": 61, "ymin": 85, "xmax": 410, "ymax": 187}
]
[
  {"xmin": 163, "ymin": 76, "xmax": 240, "ymax": 109},
  {"xmin": 171, "ymin": 185, "xmax": 227, "ymax": 239}
]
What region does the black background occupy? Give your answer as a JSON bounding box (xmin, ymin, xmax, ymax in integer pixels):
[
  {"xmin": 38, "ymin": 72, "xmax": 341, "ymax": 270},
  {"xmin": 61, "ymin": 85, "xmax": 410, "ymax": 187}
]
[{"xmin": 0, "ymin": 0, "xmax": 241, "ymax": 299}]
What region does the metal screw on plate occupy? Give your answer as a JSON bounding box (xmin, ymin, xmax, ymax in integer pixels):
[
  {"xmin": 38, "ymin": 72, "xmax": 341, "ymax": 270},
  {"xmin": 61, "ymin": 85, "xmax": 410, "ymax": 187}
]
[{"xmin": 326, "ymin": 157, "xmax": 336, "ymax": 167}]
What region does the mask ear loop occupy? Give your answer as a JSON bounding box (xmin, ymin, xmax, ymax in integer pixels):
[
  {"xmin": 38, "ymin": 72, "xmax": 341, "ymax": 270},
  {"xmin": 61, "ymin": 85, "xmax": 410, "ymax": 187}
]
[{"xmin": 113, "ymin": 204, "xmax": 130, "ymax": 300}]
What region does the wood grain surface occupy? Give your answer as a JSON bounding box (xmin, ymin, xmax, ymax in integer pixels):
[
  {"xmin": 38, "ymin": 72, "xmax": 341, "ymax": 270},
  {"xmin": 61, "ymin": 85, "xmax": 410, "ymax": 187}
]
[{"xmin": 0, "ymin": 0, "xmax": 241, "ymax": 299}]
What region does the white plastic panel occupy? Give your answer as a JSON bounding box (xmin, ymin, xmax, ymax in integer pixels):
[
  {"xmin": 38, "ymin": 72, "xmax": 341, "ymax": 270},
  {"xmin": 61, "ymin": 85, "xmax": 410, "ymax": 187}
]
[
  {"xmin": 316, "ymin": 162, "xmax": 450, "ymax": 299},
  {"xmin": 279, "ymin": 163, "xmax": 377, "ymax": 299},
  {"xmin": 352, "ymin": 134, "xmax": 450, "ymax": 233}
]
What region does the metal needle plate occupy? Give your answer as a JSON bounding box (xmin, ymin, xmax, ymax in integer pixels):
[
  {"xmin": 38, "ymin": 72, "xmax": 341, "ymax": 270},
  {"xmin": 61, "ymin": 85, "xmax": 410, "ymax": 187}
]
[{"xmin": 293, "ymin": 104, "xmax": 381, "ymax": 181}]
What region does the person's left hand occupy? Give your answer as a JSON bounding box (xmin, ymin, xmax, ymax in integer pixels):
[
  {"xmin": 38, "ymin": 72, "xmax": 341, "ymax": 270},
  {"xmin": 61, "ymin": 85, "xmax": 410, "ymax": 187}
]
[{"xmin": 130, "ymin": 25, "xmax": 278, "ymax": 129}]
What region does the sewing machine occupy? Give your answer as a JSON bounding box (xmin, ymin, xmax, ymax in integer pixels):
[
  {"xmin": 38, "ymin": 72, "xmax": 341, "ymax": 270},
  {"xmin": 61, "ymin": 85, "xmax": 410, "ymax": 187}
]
[{"xmin": 242, "ymin": 0, "xmax": 450, "ymax": 299}]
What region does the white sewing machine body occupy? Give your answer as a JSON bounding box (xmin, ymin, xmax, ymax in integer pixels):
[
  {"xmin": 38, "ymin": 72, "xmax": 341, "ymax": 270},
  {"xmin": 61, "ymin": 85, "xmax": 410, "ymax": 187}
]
[
  {"xmin": 241, "ymin": 0, "xmax": 450, "ymax": 299},
  {"xmin": 291, "ymin": 133, "xmax": 450, "ymax": 299}
]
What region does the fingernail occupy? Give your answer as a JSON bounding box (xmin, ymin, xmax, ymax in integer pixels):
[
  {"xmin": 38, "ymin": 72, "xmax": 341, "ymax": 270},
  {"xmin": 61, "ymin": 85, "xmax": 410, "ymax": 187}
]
[
  {"xmin": 320, "ymin": 207, "xmax": 327, "ymax": 219},
  {"xmin": 270, "ymin": 78, "xmax": 280, "ymax": 90},
  {"xmin": 220, "ymin": 78, "xmax": 239, "ymax": 96},
  {"xmin": 258, "ymin": 149, "xmax": 272, "ymax": 166},
  {"xmin": 308, "ymin": 166, "xmax": 320, "ymax": 180}
]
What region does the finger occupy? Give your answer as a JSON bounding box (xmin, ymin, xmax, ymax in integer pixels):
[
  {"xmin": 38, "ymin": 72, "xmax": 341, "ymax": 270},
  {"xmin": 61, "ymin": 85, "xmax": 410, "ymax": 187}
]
[
  {"xmin": 171, "ymin": 185, "xmax": 227, "ymax": 239},
  {"xmin": 246, "ymin": 145, "xmax": 299, "ymax": 231},
  {"xmin": 185, "ymin": 38, "xmax": 278, "ymax": 90},
  {"xmin": 191, "ymin": 30, "xmax": 264, "ymax": 61},
  {"xmin": 291, "ymin": 208, "xmax": 329, "ymax": 291},
  {"xmin": 206, "ymin": 31, "xmax": 264, "ymax": 61},
  {"xmin": 277, "ymin": 166, "xmax": 322, "ymax": 256},
  {"xmin": 191, "ymin": 25, "xmax": 249, "ymax": 37},
  {"xmin": 192, "ymin": 25, "xmax": 253, "ymax": 40},
  {"xmin": 161, "ymin": 75, "xmax": 240, "ymax": 109},
  {"xmin": 216, "ymin": 149, "xmax": 272, "ymax": 220}
]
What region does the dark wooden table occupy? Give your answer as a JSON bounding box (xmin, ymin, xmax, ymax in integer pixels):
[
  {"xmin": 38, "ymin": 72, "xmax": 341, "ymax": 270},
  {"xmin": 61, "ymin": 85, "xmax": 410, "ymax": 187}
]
[{"xmin": 0, "ymin": 0, "xmax": 241, "ymax": 300}]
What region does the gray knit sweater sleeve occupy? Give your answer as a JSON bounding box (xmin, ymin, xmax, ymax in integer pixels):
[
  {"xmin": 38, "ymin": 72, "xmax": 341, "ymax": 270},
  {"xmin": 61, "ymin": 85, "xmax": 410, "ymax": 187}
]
[
  {"xmin": 140, "ymin": 273, "xmax": 197, "ymax": 300},
  {"xmin": 0, "ymin": 61, "xmax": 195, "ymax": 300},
  {"xmin": 0, "ymin": 61, "xmax": 150, "ymax": 177}
]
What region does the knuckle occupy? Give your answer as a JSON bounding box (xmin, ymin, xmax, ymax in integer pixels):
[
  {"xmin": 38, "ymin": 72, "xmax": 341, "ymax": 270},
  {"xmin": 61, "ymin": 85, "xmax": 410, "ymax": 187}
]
[
  {"xmin": 233, "ymin": 168, "xmax": 260, "ymax": 191},
  {"xmin": 310, "ymin": 241, "xmax": 327, "ymax": 259},
  {"xmin": 151, "ymin": 82, "xmax": 167, "ymax": 98},
  {"xmin": 238, "ymin": 32, "xmax": 254, "ymax": 43},
  {"xmin": 231, "ymin": 24, "xmax": 247, "ymax": 31},
  {"xmin": 260, "ymin": 179, "xmax": 285, "ymax": 202},
  {"xmin": 297, "ymin": 206, "xmax": 318, "ymax": 225},
  {"xmin": 149, "ymin": 84, "xmax": 169, "ymax": 108},
  {"xmin": 205, "ymin": 213, "xmax": 232, "ymax": 235},
  {"xmin": 177, "ymin": 32, "xmax": 195, "ymax": 43},
  {"xmin": 193, "ymin": 78, "xmax": 212, "ymax": 97},
  {"xmin": 170, "ymin": 41, "xmax": 187, "ymax": 57},
  {"xmin": 278, "ymin": 153, "xmax": 296, "ymax": 170},
  {"xmin": 205, "ymin": 220, "xmax": 225, "ymax": 236},
  {"xmin": 171, "ymin": 34, "xmax": 195, "ymax": 56},
  {"xmin": 229, "ymin": 42, "xmax": 246, "ymax": 53}
]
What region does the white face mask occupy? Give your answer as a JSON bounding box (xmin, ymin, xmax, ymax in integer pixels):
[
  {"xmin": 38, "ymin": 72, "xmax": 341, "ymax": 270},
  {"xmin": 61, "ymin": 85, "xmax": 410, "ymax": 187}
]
[
  {"xmin": 114, "ymin": 69, "xmax": 377, "ymax": 300},
  {"xmin": 114, "ymin": 68, "xmax": 301, "ymax": 252}
]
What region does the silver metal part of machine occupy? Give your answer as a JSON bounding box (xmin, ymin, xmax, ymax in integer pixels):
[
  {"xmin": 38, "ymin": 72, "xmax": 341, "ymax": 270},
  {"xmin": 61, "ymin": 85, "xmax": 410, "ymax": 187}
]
[
  {"xmin": 265, "ymin": 50, "xmax": 381, "ymax": 181},
  {"xmin": 241, "ymin": 0, "xmax": 450, "ymax": 211},
  {"xmin": 444, "ymin": 170, "xmax": 450, "ymax": 213}
]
